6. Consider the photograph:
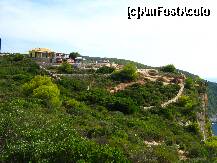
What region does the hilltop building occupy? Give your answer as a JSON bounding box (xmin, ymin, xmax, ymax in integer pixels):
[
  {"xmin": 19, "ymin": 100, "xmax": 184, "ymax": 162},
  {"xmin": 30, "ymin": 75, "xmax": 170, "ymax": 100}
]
[
  {"xmin": 29, "ymin": 48, "xmax": 55, "ymax": 58},
  {"xmin": 75, "ymin": 57, "xmax": 85, "ymax": 63},
  {"xmin": 29, "ymin": 48, "xmax": 73, "ymax": 64},
  {"xmin": 52, "ymin": 53, "xmax": 71, "ymax": 64}
]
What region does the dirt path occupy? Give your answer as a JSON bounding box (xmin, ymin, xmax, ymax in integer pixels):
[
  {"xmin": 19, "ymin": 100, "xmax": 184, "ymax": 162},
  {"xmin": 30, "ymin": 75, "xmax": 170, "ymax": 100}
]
[
  {"xmin": 110, "ymin": 69, "xmax": 186, "ymax": 109},
  {"xmin": 39, "ymin": 65, "xmax": 109, "ymax": 80},
  {"xmin": 109, "ymin": 80, "xmax": 145, "ymax": 93},
  {"xmin": 161, "ymin": 83, "xmax": 185, "ymax": 108},
  {"xmin": 41, "ymin": 65, "xmax": 186, "ymax": 110},
  {"xmin": 143, "ymin": 83, "xmax": 184, "ymax": 109},
  {"xmin": 39, "ymin": 65, "xmax": 61, "ymax": 80}
]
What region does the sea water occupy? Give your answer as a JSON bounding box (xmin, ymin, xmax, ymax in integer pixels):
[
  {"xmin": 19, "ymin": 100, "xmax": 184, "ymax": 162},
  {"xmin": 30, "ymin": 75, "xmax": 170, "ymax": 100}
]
[{"xmin": 212, "ymin": 123, "xmax": 217, "ymax": 136}]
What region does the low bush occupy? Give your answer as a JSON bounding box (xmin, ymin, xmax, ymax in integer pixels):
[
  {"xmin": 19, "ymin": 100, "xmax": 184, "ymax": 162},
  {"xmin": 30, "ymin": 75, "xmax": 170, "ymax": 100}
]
[
  {"xmin": 13, "ymin": 54, "xmax": 24, "ymax": 62},
  {"xmin": 111, "ymin": 63, "xmax": 138, "ymax": 82},
  {"xmin": 161, "ymin": 64, "xmax": 176, "ymax": 73},
  {"xmin": 96, "ymin": 66, "xmax": 115, "ymax": 74},
  {"xmin": 23, "ymin": 75, "xmax": 61, "ymax": 108},
  {"xmin": 65, "ymin": 99, "xmax": 88, "ymax": 115},
  {"xmin": 108, "ymin": 97, "xmax": 138, "ymax": 114},
  {"xmin": 58, "ymin": 62, "xmax": 72, "ymax": 73}
]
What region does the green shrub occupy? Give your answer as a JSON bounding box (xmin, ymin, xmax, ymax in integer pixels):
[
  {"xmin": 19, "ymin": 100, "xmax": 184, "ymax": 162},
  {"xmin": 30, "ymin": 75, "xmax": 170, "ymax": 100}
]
[
  {"xmin": 22, "ymin": 75, "xmax": 53, "ymax": 94},
  {"xmin": 161, "ymin": 64, "xmax": 176, "ymax": 73},
  {"xmin": 13, "ymin": 54, "xmax": 24, "ymax": 62},
  {"xmin": 153, "ymin": 145, "xmax": 179, "ymax": 162},
  {"xmin": 185, "ymin": 78, "xmax": 194, "ymax": 89},
  {"xmin": 185, "ymin": 122, "xmax": 200, "ymax": 135},
  {"xmin": 80, "ymin": 88, "xmax": 111, "ymax": 106},
  {"xmin": 177, "ymin": 95, "xmax": 194, "ymax": 108},
  {"xmin": 80, "ymin": 89, "xmax": 138, "ymax": 114},
  {"xmin": 96, "ymin": 66, "xmax": 115, "ymax": 74},
  {"xmin": 65, "ymin": 99, "xmax": 87, "ymax": 115},
  {"xmin": 12, "ymin": 74, "xmax": 31, "ymax": 82},
  {"xmin": 69, "ymin": 52, "xmax": 81, "ymax": 60},
  {"xmin": 111, "ymin": 63, "xmax": 138, "ymax": 82},
  {"xmin": 0, "ymin": 55, "xmax": 212, "ymax": 162},
  {"xmin": 187, "ymin": 142, "xmax": 207, "ymax": 158},
  {"xmin": 115, "ymin": 82, "xmax": 179, "ymax": 107},
  {"xmin": 108, "ymin": 97, "xmax": 138, "ymax": 114},
  {"xmin": 58, "ymin": 77, "xmax": 87, "ymax": 91},
  {"xmin": 205, "ymin": 137, "xmax": 217, "ymax": 157},
  {"xmin": 58, "ymin": 62, "xmax": 72, "ymax": 73},
  {"xmin": 33, "ymin": 85, "xmax": 61, "ymax": 108},
  {"xmin": 0, "ymin": 113, "xmax": 128, "ymax": 162},
  {"xmin": 23, "ymin": 75, "xmax": 61, "ymax": 108}
]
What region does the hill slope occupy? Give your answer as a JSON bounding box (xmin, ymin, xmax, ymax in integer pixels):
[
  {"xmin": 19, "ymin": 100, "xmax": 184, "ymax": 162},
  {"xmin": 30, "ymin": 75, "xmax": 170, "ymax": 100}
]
[
  {"xmin": 0, "ymin": 55, "xmax": 216, "ymax": 162},
  {"xmin": 178, "ymin": 69, "xmax": 217, "ymax": 120},
  {"xmin": 207, "ymin": 81, "xmax": 217, "ymax": 120}
]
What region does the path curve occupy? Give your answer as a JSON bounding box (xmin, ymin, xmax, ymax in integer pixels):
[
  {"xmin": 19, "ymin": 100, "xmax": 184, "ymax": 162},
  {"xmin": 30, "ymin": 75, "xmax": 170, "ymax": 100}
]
[
  {"xmin": 40, "ymin": 64, "xmax": 186, "ymax": 109},
  {"xmin": 161, "ymin": 83, "xmax": 185, "ymax": 108},
  {"xmin": 109, "ymin": 69, "xmax": 186, "ymax": 109}
]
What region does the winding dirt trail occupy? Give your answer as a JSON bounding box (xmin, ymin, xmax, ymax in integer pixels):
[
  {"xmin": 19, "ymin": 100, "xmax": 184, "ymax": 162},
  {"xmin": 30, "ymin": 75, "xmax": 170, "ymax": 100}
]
[
  {"xmin": 41, "ymin": 64, "xmax": 186, "ymax": 110},
  {"xmin": 109, "ymin": 69, "xmax": 186, "ymax": 109},
  {"xmin": 161, "ymin": 83, "xmax": 185, "ymax": 108}
]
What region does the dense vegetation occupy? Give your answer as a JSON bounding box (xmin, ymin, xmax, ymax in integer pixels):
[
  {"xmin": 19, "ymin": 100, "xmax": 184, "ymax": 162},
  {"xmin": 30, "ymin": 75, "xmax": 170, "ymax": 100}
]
[
  {"xmin": 96, "ymin": 66, "xmax": 115, "ymax": 74},
  {"xmin": 115, "ymin": 82, "xmax": 180, "ymax": 107},
  {"xmin": 161, "ymin": 64, "xmax": 176, "ymax": 73},
  {"xmin": 69, "ymin": 52, "xmax": 81, "ymax": 60},
  {"xmin": 0, "ymin": 55, "xmax": 216, "ymax": 162},
  {"xmin": 58, "ymin": 62, "xmax": 72, "ymax": 74},
  {"xmin": 207, "ymin": 81, "xmax": 217, "ymax": 118},
  {"xmin": 23, "ymin": 75, "xmax": 61, "ymax": 108},
  {"xmin": 178, "ymin": 69, "xmax": 217, "ymax": 119}
]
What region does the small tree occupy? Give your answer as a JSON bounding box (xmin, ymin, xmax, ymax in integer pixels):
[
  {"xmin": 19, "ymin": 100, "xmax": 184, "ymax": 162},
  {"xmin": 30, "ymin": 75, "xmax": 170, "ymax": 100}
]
[
  {"xmin": 177, "ymin": 95, "xmax": 194, "ymax": 108},
  {"xmin": 13, "ymin": 54, "xmax": 24, "ymax": 62},
  {"xmin": 23, "ymin": 75, "xmax": 61, "ymax": 108},
  {"xmin": 23, "ymin": 75, "xmax": 53, "ymax": 94},
  {"xmin": 161, "ymin": 64, "xmax": 176, "ymax": 73},
  {"xmin": 96, "ymin": 66, "xmax": 115, "ymax": 74},
  {"xmin": 69, "ymin": 52, "xmax": 81, "ymax": 60},
  {"xmin": 59, "ymin": 62, "xmax": 72, "ymax": 74},
  {"xmin": 33, "ymin": 85, "xmax": 61, "ymax": 108},
  {"xmin": 111, "ymin": 63, "xmax": 138, "ymax": 82},
  {"xmin": 107, "ymin": 97, "xmax": 138, "ymax": 114},
  {"xmin": 185, "ymin": 78, "xmax": 194, "ymax": 89},
  {"xmin": 205, "ymin": 137, "xmax": 217, "ymax": 157},
  {"xmin": 65, "ymin": 99, "xmax": 87, "ymax": 115}
]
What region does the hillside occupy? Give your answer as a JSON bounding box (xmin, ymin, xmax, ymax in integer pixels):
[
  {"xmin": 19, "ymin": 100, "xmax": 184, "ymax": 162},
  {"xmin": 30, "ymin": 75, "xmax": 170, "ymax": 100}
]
[
  {"xmin": 178, "ymin": 69, "xmax": 217, "ymax": 120},
  {"xmin": 207, "ymin": 81, "xmax": 217, "ymax": 120},
  {"xmin": 0, "ymin": 54, "xmax": 217, "ymax": 162},
  {"xmin": 83, "ymin": 56, "xmax": 151, "ymax": 69}
]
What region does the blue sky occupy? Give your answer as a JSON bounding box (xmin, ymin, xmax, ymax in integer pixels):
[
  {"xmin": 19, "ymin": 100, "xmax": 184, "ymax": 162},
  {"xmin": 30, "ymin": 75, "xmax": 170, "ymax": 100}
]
[{"xmin": 0, "ymin": 0, "xmax": 217, "ymax": 81}]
